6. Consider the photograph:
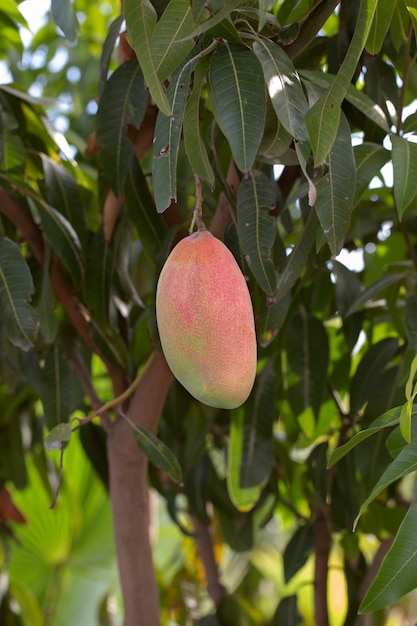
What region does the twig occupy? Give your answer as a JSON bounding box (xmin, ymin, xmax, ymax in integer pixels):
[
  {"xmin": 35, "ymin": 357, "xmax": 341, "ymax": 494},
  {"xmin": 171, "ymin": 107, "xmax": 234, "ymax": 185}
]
[
  {"xmin": 189, "ymin": 175, "xmax": 207, "ymax": 233},
  {"xmin": 190, "ymin": 513, "xmax": 227, "ymax": 605}
]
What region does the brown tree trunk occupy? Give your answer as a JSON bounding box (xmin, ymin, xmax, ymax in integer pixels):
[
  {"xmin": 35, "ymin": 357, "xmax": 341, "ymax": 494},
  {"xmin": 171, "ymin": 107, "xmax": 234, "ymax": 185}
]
[{"xmin": 107, "ymin": 353, "xmax": 173, "ymax": 626}]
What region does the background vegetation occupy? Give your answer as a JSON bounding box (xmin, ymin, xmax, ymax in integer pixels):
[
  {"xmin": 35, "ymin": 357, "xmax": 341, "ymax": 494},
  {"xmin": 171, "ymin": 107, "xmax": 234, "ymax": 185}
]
[{"xmin": 2, "ymin": 0, "xmax": 417, "ymax": 624}]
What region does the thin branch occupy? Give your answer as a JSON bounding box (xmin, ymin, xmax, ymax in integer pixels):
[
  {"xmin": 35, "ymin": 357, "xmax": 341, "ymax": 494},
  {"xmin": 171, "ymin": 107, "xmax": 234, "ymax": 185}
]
[
  {"xmin": 189, "ymin": 175, "xmax": 207, "ymax": 233},
  {"xmin": 190, "ymin": 513, "xmax": 227, "ymax": 605},
  {"xmin": 209, "ymin": 159, "xmax": 240, "ymax": 240},
  {"xmin": 70, "ymin": 350, "xmax": 113, "ymax": 432},
  {"xmin": 285, "ymin": 0, "xmax": 341, "ymax": 60}
]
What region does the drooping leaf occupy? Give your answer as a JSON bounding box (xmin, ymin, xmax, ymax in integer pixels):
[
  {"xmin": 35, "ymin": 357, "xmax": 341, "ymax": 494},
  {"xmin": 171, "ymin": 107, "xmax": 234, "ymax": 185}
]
[
  {"xmin": 327, "ymin": 405, "xmax": 404, "ymax": 468},
  {"xmin": 355, "ymin": 436, "xmax": 417, "ymax": 529},
  {"xmin": 150, "ymin": 0, "xmax": 196, "ymax": 81},
  {"xmin": 305, "ymin": 0, "xmax": 378, "ymax": 165},
  {"xmin": 253, "ymin": 38, "xmax": 309, "ymax": 141},
  {"xmin": 0, "ymin": 415, "xmax": 28, "ymax": 489},
  {"xmin": 183, "ymin": 56, "xmax": 215, "ymax": 185},
  {"xmin": 283, "ymin": 522, "xmax": 315, "ymax": 582},
  {"xmin": 37, "ymin": 247, "xmax": 59, "ymax": 344},
  {"xmin": 152, "ymin": 49, "xmax": 198, "ymax": 212},
  {"xmin": 83, "ymin": 227, "xmax": 116, "ymax": 330},
  {"xmin": 275, "ymin": 206, "xmax": 317, "ymax": 299},
  {"xmin": 350, "ymin": 338, "xmax": 399, "ymax": 418},
  {"xmin": 99, "ymin": 14, "xmax": 124, "ymax": 97},
  {"xmin": 272, "ymin": 595, "xmax": 303, "ymax": 626},
  {"xmin": 237, "ymin": 170, "xmax": 277, "ymax": 295},
  {"xmin": 345, "ymin": 273, "xmax": 405, "ymax": 317},
  {"xmin": 366, "ymin": 0, "xmax": 397, "ymax": 55},
  {"xmin": 209, "ymin": 42, "xmax": 266, "ymax": 172},
  {"xmin": 124, "ymin": 156, "xmax": 166, "ymax": 261},
  {"xmin": 51, "ymin": 0, "xmax": 77, "ymax": 42},
  {"xmin": 38, "ymin": 204, "xmax": 84, "ymax": 287},
  {"xmin": 239, "ymin": 359, "xmax": 276, "ymax": 489},
  {"xmin": 391, "ymin": 134, "xmax": 417, "ymax": 219},
  {"xmin": 186, "ymin": 0, "xmax": 243, "ymax": 39},
  {"xmin": 40, "ymin": 347, "xmax": 75, "ymax": 430},
  {"xmin": 96, "ymin": 60, "xmax": 147, "ymax": 196},
  {"xmin": 314, "ymin": 112, "xmax": 356, "ymax": 256},
  {"xmin": 353, "ymin": 143, "xmax": 391, "ymax": 206},
  {"xmin": 123, "ymin": 0, "xmax": 171, "ymax": 115},
  {"xmin": 131, "ymin": 423, "xmax": 182, "ymax": 483},
  {"xmin": 0, "ymin": 237, "xmax": 39, "ymax": 351},
  {"xmin": 360, "ymin": 498, "xmax": 417, "ymax": 613},
  {"xmin": 41, "ymin": 155, "xmax": 87, "ymax": 250},
  {"xmin": 286, "ymin": 308, "xmax": 329, "ymax": 417}
]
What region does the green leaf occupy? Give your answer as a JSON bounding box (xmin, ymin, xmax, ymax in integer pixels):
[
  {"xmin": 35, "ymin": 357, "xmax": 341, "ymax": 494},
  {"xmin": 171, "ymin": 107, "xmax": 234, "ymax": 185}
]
[
  {"xmin": 41, "ymin": 347, "xmax": 74, "ymax": 430},
  {"xmin": 83, "ymin": 227, "xmax": 116, "ymax": 330},
  {"xmin": 131, "ymin": 423, "xmax": 182, "ymax": 483},
  {"xmin": 273, "ymin": 595, "xmax": 303, "ymax": 626},
  {"xmin": 350, "ymin": 338, "xmax": 399, "ymax": 418},
  {"xmin": 123, "ymin": 0, "xmax": 171, "ymax": 116},
  {"xmin": 96, "ymin": 60, "xmax": 147, "ymax": 196},
  {"xmin": 44, "ymin": 422, "xmax": 72, "ymax": 452},
  {"xmin": 286, "ymin": 308, "xmax": 329, "ymax": 417},
  {"xmin": 124, "ymin": 156, "xmax": 166, "ymax": 261},
  {"xmin": 392, "ymin": 134, "xmax": 417, "ymax": 219},
  {"xmin": 237, "ymin": 170, "xmax": 277, "ymax": 295},
  {"xmin": 38, "ymin": 204, "xmax": 84, "ymax": 287},
  {"xmin": 253, "ymin": 38, "xmax": 309, "ymax": 141},
  {"xmin": 283, "ymin": 523, "xmax": 315, "ymax": 583},
  {"xmin": 305, "ymin": 0, "xmax": 378, "ymax": 165},
  {"xmin": 275, "ymin": 206, "xmax": 317, "ymax": 299},
  {"xmin": 208, "ymin": 42, "xmax": 266, "ymax": 172},
  {"xmin": 41, "ymin": 155, "xmax": 87, "ymax": 250},
  {"xmin": 344, "ymin": 273, "xmax": 405, "ymax": 317},
  {"xmin": 37, "ymin": 247, "xmax": 59, "ymax": 344},
  {"xmin": 152, "ymin": 51, "xmax": 197, "ymax": 212},
  {"xmin": 301, "ymin": 69, "xmax": 390, "ymax": 133},
  {"xmin": 353, "ymin": 143, "xmax": 391, "ymax": 206},
  {"xmin": 99, "ymin": 14, "xmax": 124, "ymax": 97},
  {"xmin": 0, "ymin": 237, "xmax": 39, "ymax": 351},
  {"xmin": 51, "ymin": 0, "xmax": 77, "ymax": 42},
  {"xmin": 183, "ymin": 57, "xmax": 215, "ymax": 185},
  {"xmin": 186, "ymin": 0, "xmax": 243, "ymax": 39},
  {"xmin": 327, "ymin": 405, "xmax": 404, "ymax": 468},
  {"xmin": 355, "ymin": 436, "xmax": 417, "ymax": 529},
  {"xmin": 360, "ymin": 498, "xmax": 417, "ymax": 613},
  {"xmin": 150, "ymin": 0, "xmax": 196, "ymax": 80},
  {"xmin": 314, "ymin": 112, "xmax": 356, "ymax": 256},
  {"xmin": 366, "ymin": 0, "xmax": 397, "ymax": 54}
]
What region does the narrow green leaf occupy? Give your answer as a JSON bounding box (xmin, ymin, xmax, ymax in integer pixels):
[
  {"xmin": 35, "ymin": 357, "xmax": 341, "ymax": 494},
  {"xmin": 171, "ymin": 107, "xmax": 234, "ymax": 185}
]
[
  {"xmin": 392, "ymin": 134, "xmax": 417, "ymax": 219},
  {"xmin": 51, "ymin": 0, "xmax": 77, "ymax": 42},
  {"xmin": 0, "ymin": 237, "xmax": 39, "ymax": 351},
  {"xmin": 150, "ymin": 0, "xmax": 196, "ymax": 80},
  {"xmin": 366, "ymin": 0, "xmax": 397, "ymax": 55},
  {"xmin": 276, "ymin": 207, "xmax": 317, "ymax": 299},
  {"xmin": 239, "ymin": 360, "xmax": 275, "ymax": 489},
  {"xmin": 350, "ymin": 338, "xmax": 399, "ymax": 418},
  {"xmin": 83, "ymin": 228, "xmax": 115, "ymax": 330},
  {"xmin": 273, "ymin": 595, "xmax": 303, "ymax": 626},
  {"xmin": 360, "ymin": 499, "xmax": 417, "ymax": 613},
  {"xmin": 185, "ymin": 0, "xmax": 243, "ymax": 39},
  {"xmin": 406, "ymin": 1, "xmax": 417, "ymax": 41},
  {"xmin": 353, "ymin": 143, "xmax": 391, "ymax": 206},
  {"xmin": 131, "ymin": 424, "xmax": 182, "ymax": 483},
  {"xmin": 301, "ymin": 69, "xmax": 390, "ymax": 132},
  {"xmin": 183, "ymin": 57, "xmax": 215, "ymax": 184},
  {"xmin": 96, "ymin": 60, "xmax": 147, "ymax": 196},
  {"xmin": 209, "ymin": 42, "xmax": 266, "ymax": 172},
  {"xmin": 152, "ymin": 51, "xmax": 196, "ymax": 212},
  {"xmin": 355, "ymin": 436, "xmax": 417, "ymax": 529},
  {"xmin": 237, "ymin": 170, "xmax": 277, "ymax": 295},
  {"xmin": 124, "ymin": 0, "xmax": 171, "ymax": 116},
  {"xmin": 305, "ymin": 0, "xmax": 377, "ymax": 165},
  {"xmin": 253, "ymin": 38, "xmax": 309, "ymax": 141},
  {"xmin": 286, "ymin": 308, "xmax": 329, "ymax": 417},
  {"xmin": 41, "ymin": 155, "xmax": 87, "ymax": 250},
  {"xmin": 43, "ymin": 422, "xmax": 72, "ymax": 452},
  {"xmin": 89, "ymin": 318, "xmax": 128, "ymax": 371},
  {"xmin": 405, "ymin": 355, "xmax": 417, "ymax": 400},
  {"xmin": 295, "ymin": 140, "xmax": 317, "ymax": 206},
  {"xmin": 37, "ymin": 247, "xmax": 58, "ymax": 344},
  {"xmin": 38, "ymin": 204, "xmax": 84, "ymax": 286},
  {"xmin": 314, "ymin": 112, "xmax": 356, "ymax": 256},
  {"xmin": 227, "ymin": 408, "xmax": 263, "ymax": 512},
  {"xmin": 345, "ymin": 273, "xmax": 405, "ymax": 317},
  {"xmin": 41, "ymin": 347, "xmax": 73, "ymax": 430},
  {"xmin": 99, "ymin": 14, "xmax": 124, "ymax": 97},
  {"xmin": 283, "ymin": 523, "xmax": 315, "ymax": 582},
  {"xmin": 124, "ymin": 156, "xmax": 166, "ymax": 261},
  {"xmin": 399, "ymin": 397, "xmax": 413, "ymax": 443},
  {"xmin": 327, "ymin": 405, "xmax": 404, "ymax": 468}
]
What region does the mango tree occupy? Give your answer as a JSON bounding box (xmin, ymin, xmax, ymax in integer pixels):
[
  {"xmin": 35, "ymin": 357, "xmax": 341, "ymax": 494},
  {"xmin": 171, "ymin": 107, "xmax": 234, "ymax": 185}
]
[{"xmin": 2, "ymin": 1, "xmax": 417, "ymax": 625}]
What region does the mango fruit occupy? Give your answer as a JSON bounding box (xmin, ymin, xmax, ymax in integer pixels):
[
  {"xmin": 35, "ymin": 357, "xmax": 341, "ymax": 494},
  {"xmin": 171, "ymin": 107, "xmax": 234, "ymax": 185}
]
[{"xmin": 156, "ymin": 230, "xmax": 257, "ymax": 409}]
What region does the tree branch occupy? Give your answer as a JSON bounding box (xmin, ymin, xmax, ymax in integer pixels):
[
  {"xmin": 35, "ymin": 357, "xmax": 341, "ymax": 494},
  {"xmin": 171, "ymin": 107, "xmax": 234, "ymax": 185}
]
[
  {"xmin": 285, "ymin": 0, "xmax": 341, "ymax": 60},
  {"xmin": 191, "ymin": 513, "xmax": 227, "ymax": 605}
]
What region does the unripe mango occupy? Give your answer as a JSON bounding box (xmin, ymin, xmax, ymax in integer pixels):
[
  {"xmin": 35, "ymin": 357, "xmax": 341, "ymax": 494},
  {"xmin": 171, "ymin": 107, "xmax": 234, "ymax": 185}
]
[{"xmin": 156, "ymin": 230, "xmax": 257, "ymax": 409}]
